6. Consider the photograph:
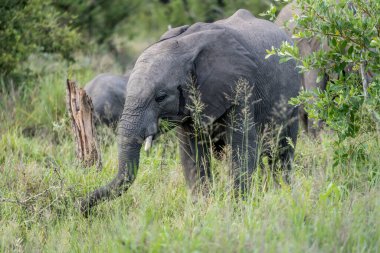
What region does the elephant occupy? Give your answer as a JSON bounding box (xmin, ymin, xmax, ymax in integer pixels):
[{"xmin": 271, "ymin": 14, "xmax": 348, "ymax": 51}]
[
  {"xmin": 80, "ymin": 9, "xmax": 301, "ymax": 213},
  {"xmin": 84, "ymin": 73, "xmax": 129, "ymax": 127},
  {"xmin": 275, "ymin": 2, "xmax": 329, "ymax": 135}
]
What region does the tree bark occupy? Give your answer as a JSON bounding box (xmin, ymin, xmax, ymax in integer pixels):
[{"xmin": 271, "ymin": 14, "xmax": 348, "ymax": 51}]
[{"xmin": 66, "ymin": 79, "xmax": 102, "ymax": 169}]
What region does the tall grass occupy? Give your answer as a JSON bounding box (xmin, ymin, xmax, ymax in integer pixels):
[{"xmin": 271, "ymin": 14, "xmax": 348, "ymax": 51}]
[{"xmin": 0, "ymin": 66, "xmax": 379, "ymax": 252}]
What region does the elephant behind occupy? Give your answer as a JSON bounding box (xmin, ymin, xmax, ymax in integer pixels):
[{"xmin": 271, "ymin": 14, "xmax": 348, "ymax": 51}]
[
  {"xmin": 80, "ymin": 9, "xmax": 301, "ymax": 213},
  {"xmin": 84, "ymin": 73, "xmax": 129, "ymax": 127},
  {"xmin": 275, "ymin": 2, "xmax": 328, "ymax": 135}
]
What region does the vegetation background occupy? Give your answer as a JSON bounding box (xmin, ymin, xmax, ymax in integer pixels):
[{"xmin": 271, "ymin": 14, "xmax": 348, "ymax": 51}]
[{"xmin": 0, "ymin": 0, "xmax": 379, "ymax": 252}]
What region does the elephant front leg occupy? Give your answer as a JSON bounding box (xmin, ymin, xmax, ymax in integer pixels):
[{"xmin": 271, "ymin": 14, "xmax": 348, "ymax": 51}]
[
  {"xmin": 278, "ymin": 110, "xmax": 299, "ymax": 183},
  {"xmin": 228, "ymin": 125, "xmax": 258, "ymax": 194},
  {"xmin": 177, "ymin": 125, "xmax": 212, "ymax": 197},
  {"xmin": 265, "ymin": 107, "xmax": 299, "ymax": 184}
]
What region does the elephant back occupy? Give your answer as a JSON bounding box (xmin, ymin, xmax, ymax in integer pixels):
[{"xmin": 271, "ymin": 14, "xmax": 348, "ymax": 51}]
[{"xmin": 84, "ymin": 73, "xmax": 129, "ymax": 126}]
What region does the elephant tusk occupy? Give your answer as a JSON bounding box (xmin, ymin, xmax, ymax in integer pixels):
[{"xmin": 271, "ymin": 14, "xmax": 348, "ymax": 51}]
[{"xmin": 144, "ymin": 135, "xmax": 153, "ymax": 152}]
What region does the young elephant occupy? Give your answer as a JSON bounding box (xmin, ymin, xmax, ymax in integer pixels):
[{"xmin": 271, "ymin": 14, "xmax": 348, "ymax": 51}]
[
  {"xmin": 275, "ymin": 2, "xmax": 329, "ymax": 135},
  {"xmin": 84, "ymin": 73, "xmax": 129, "ymax": 127},
  {"xmin": 80, "ymin": 9, "xmax": 301, "ymax": 213}
]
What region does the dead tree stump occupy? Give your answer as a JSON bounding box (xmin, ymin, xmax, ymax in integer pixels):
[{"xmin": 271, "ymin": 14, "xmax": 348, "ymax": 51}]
[{"xmin": 66, "ymin": 79, "xmax": 102, "ymax": 169}]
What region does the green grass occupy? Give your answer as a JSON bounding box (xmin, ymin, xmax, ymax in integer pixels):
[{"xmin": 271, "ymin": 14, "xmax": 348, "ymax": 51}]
[{"xmin": 0, "ymin": 67, "xmax": 379, "ymax": 253}]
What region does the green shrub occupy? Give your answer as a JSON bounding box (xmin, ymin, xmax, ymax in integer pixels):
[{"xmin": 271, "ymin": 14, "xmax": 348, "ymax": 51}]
[
  {"xmin": 0, "ymin": 0, "xmax": 80, "ymax": 76},
  {"xmin": 53, "ymin": 0, "xmax": 278, "ymax": 44},
  {"xmin": 266, "ymin": 0, "xmax": 380, "ymax": 164},
  {"xmin": 53, "ymin": 0, "xmax": 142, "ymax": 43}
]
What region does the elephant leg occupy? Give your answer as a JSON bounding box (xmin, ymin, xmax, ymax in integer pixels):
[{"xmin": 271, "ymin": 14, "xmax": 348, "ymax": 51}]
[
  {"xmin": 261, "ymin": 106, "xmax": 298, "ymax": 184},
  {"xmin": 227, "ymin": 124, "xmax": 258, "ymax": 193},
  {"xmin": 210, "ymin": 120, "xmax": 227, "ymax": 159},
  {"xmin": 277, "ymin": 108, "xmax": 299, "ymax": 182},
  {"xmin": 177, "ymin": 124, "xmax": 212, "ymax": 195},
  {"xmin": 299, "ymin": 104, "xmax": 308, "ymax": 133}
]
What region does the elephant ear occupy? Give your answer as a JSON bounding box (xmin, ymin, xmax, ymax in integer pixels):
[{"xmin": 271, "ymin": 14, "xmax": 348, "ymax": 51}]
[
  {"xmin": 180, "ymin": 26, "xmax": 257, "ymax": 126},
  {"xmin": 159, "ymin": 25, "xmax": 190, "ymax": 41}
]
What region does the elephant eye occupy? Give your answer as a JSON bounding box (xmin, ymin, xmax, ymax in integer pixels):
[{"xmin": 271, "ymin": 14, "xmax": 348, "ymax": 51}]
[{"xmin": 155, "ymin": 93, "xmax": 168, "ymax": 103}]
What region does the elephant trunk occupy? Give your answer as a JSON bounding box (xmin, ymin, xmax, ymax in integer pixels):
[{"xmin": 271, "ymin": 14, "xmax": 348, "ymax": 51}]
[{"xmin": 80, "ymin": 109, "xmax": 147, "ymax": 214}]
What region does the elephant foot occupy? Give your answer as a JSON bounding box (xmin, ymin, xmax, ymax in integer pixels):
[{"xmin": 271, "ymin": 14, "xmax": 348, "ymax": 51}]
[
  {"xmin": 75, "ymin": 198, "xmax": 91, "ymax": 217},
  {"xmin": 189, "ymin": 181, "xmax": 211, "ymax": 203}
]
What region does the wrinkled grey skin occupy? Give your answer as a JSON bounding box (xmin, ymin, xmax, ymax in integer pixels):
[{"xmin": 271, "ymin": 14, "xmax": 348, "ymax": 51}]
[
  {"xmin": 84, "ymin": 74, "xmax": 129, "ymax": 127},
  {"xmin": 275, "ymin": 2, "xmax": 328, "ymax": 135},
  {"xmin": 80, "ymin": 9, "xmax": 301, "ymax": 213}
]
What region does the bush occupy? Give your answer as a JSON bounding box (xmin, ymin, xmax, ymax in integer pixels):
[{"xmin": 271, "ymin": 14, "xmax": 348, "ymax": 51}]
[
  {"xmin": 0, "ymin": 0, "xmax": 80, "ymax": 76},
  {"xmin": 267, "ymin": 0, "xmax": 380, "ymax": 138},
  {"xmin": 53, "ymin": 0, "xmax": 142, "ymax": 44},
  {"xmin": 54, "ymin": 0, "xmax": 278, "ymax": 43}
]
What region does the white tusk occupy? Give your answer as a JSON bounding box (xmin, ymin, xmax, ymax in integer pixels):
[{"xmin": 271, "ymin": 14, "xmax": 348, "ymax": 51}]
[{"xmin": 144, "ymin": 135, "xmax": 153, "ymax": 152}]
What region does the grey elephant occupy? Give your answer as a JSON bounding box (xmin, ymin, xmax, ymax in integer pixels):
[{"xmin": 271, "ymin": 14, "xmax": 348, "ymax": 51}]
[
  {"xmin": 80, "ymin": 9, "xmax": 301, "ymax": 213},
  {"xmin": 275, "ymin": 2, "xmax": 328, "ymax": 134},
  {"xmin": 84, "ymin": 73, "xmax": 129, "ymax": 127}
]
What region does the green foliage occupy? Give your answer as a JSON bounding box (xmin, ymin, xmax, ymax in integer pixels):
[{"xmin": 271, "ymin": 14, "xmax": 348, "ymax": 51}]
[
  {"xmin": 259, "ymin": 0, "xmax": 291, "ymax": 21},
  {"xmin": 266, "ymin": 0, "xmax": 380, "ymax": 164},
  {"xmin": 54, "ymin": 0, "xmax": 276, "ymax": 43},
  {"xmin": 53, "ymin": 0, "xmax": 142, "ymax": 43},
  {"xmin": 0, "ymin": 0, "xmax": 80, "ymax": 76},
  {"xmin": 1, "ymin": 0, "xmax": 279, "ymax": 83},
  {"xmin": 154, "ymin": 0, "xmax": 274, "ymax": 24}
]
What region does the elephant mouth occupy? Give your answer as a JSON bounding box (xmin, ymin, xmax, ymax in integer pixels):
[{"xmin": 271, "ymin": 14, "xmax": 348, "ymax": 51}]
[
  {"xmin": 161, "ymin": 115, "xmax": 187, "ymax": 124},
  {"xmin": 143, "ymin": 116, "xmax": 184, "ymax": 152}
]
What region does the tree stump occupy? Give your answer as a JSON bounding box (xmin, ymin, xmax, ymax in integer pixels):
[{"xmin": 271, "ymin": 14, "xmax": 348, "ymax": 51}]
[{"xmin": 66, "ymin": 79, "xmax": 102, "ymax": 169}]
